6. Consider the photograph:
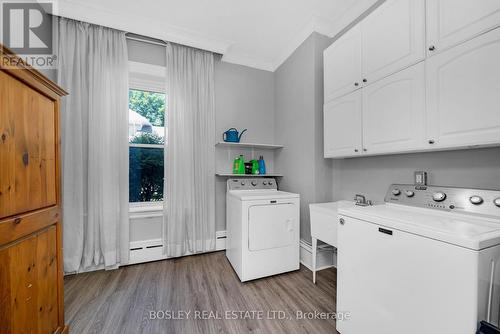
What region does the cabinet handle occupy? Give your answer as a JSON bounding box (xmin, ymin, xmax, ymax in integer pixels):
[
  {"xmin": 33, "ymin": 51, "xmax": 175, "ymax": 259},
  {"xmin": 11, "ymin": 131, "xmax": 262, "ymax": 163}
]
[
  {"xmin": 354, "ymin": 82, "xmax": 359, "ymax": 87},
  {"xmin": 428, "ymin": 139, "xmax": 435, "ymax": 144},
  {"xmin": 362, "ymin": 78, "xmax": 367, "ymax": 83},
  {"xmin": 14, "ymin": 217, "xmax": 22, "ymax": 225},
  {"xmin": 363, "ymin": 148, "xmax": 367, "ymax": 152},
  {"xmin": 429, "ymin": 45, "xmax": 436, "ymax": 51},
  {"xmin": 354, "ymin": 149, "xmax": 359, "ymax": 152},
  {"xmin": 339, "ymin": 218, "xmax": 345, "ymax": 225}
]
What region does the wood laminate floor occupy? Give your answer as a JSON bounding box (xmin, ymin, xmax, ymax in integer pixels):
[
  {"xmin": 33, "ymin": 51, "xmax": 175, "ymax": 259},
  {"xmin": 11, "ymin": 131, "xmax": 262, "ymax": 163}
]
[{"xmin": 64, "ymin": 251, "xmax": 338, "ymax": 334}]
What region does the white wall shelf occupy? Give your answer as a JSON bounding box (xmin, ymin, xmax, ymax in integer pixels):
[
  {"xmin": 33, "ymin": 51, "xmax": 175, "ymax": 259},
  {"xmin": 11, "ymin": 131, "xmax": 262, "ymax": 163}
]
[
  {"xmin": 215, "ymin": 142, "xmax": 284, "ymax": 150},
  {"xmin": 216, "ymin": 173, "xmax": 283, "ymax": 177}
]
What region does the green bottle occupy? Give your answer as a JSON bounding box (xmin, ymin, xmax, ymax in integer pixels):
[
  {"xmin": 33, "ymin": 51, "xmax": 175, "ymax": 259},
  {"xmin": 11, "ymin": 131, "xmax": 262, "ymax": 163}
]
[
  {"xmin": 233, "ymin": 155, "xmax": 245, "ymax": 174},
  {"xmin": 251, "ymin": 159, "xmax": 259, "ymax": 174},
  {"xmin": 238, "ymin": 155, "xmax": 245, "ymax": 174}
]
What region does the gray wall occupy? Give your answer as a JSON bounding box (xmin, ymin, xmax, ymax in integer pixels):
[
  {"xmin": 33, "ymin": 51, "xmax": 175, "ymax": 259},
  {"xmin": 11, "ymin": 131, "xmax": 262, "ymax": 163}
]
[
  {"xmin": 127, "ymin": 38, "xmax": 276, "ymax": 232},
  {"xmin": 274, "ymin": 32, "xmax": 333, "ymax": 243},
  {"xmin": 214, "ymin": 61, "xmax": 275, "ymax": 231},
  {"xmin": 332, "ymin": 148, "xmax": 500, "ymax": 204}
]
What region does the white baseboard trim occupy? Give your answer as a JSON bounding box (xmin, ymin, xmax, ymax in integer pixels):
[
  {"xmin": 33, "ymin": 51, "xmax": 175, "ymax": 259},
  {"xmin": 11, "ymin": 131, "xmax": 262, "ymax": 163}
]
[
  {"xmin": 300, "ymin": 239, "xmax": 337, "ymax": 271},
  {"xmin": 128, "ymin": 230, "xmax": 227, "ymax": 265}
]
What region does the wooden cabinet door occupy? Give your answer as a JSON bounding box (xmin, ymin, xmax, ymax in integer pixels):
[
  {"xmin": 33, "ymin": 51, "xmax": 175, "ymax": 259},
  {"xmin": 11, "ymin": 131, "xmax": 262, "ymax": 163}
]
[
  {"xmin": 0, "ymin": 233, "xmax": 37, "ymax": 333},
  {"xmin": 0, "ymin": 71, "xmax": 57, "ymax": 219},
  {"xmin": 426, "ymin": 28, "xmax": 500, "ymax": 149},
  {"xmin": 324, "ymin": 90, "xmax": 363, "ymax": 158},
  {"xmin": 427, "ymin": 0, "xmax": 500, "ymax": 56},
  {"xmin": 361, "ymin": 0, "xmax": 425, "ymax": 85},
  {"xmin": 324, "ymin": 25, "xmax": 362, "ymax": 103},
  {"xmin": 0, "ymin": 226, "xmax": 59, "ymax": 334},
  {"xmin": 362, "ymin": 62, "xmax": 425, "ymax": 154}
]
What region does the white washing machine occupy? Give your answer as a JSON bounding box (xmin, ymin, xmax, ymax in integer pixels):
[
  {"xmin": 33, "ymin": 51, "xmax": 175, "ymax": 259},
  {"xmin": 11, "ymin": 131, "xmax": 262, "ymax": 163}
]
[
  {"xmin": 226, "ymin": 178, "xmax": 300, "ymax": 282},
  {"xmin": 337, "ymin": 184, "xmax": 500, "ymax": 334}
]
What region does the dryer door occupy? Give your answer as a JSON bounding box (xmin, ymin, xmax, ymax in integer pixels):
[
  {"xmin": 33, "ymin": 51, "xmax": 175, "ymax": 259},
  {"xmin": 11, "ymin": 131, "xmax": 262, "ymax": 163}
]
[{"xmin": 248, "ymin": 203, "xmax": 296, "ymax": 251}]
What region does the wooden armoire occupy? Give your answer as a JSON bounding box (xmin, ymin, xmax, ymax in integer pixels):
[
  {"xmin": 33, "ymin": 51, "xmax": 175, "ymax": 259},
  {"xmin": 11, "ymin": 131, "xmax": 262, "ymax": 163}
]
[{"xmin": 0, "ymin": 45, "xmax": 68, "ymax": 333}]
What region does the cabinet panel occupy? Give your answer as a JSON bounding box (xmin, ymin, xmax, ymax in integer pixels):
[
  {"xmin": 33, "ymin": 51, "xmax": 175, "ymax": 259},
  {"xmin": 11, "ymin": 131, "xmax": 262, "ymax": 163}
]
[
  {"xmin": 362, "ymin": 62, "xmax": 425, "ymax": 154},
  {"xmin": 0, "ymin": 226, "xmax": 59, "ymax": 334},
  {"xmin": 426, "ymin": 28, "xmax": 500, "ymax": 149},
  {"xmin": 361, "ymin": 0, "xmax": 425, "ymax": 84},
  {"xmin": 0, "ymin": 71, "xmax": 57, "ymax": 219},
  {"xmin": 0, "ymin": 234, "xmax": 38, "ymax": 333},
  {"xmin": 324, "ymin": 91, "xmax": 363, "ymax": 158},
  {"xmin": 427, "ymin": 0, "xmax": 500, "ymax": 55},
  {"xmin": 324, "ymin": 25, "xmax": 362, "ymax": 102},
  {"xmin": 36, "ymin": 226, "xmax": 59, "ymax": 334}
]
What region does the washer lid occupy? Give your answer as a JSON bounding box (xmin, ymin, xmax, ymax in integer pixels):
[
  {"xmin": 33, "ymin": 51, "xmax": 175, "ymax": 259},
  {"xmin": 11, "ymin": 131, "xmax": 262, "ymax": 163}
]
[
  {"xmin": 339, "ymin": 204, "xmax": 500, "ymax": 250},
  {"xmin": 228, "ymin": 189, "xmax": 299, "ymax": 201}
]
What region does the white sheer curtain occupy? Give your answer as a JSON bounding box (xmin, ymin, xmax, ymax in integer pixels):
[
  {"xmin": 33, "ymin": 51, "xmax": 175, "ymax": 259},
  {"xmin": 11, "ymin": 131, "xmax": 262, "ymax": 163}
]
[
  {"xmin": 164, "ymin": 43, "xmax": 216, "ymax": 257},
  {"xmin": 56, "ymin": 17, "xmax": 130, "ymax": 272}
]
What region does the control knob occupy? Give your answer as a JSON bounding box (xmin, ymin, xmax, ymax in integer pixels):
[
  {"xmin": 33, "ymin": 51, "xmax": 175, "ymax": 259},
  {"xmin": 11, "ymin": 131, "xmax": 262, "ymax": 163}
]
[
  {"xmin": 405, "ymin": 190, "xmax": 415, "ymax": 198},
  {"xmin": 263, "ymin": 181, "xmax": 267, "ymax": 185},
  {"xmin": 494, "ymin": 198, "xmax": 500, "ymax": 207},
  {"xmin": 433, "ymin": 192, "xmax": 447, "ymax": 202},
  {"xmin": 251, "ymin": 181, "xmax": 258, "ymax": 186},
  {"xmin": 392, "ymin": 189, "xmax": 401, "ymax": 196},
  {"xmin": 469, "ymin": 196, "xmax": 484, "ymax": 205},
  {"xmin": 268, "ymin": 181, "xmax": 273, "ymax": 186},
  {"xmin": 240, "ymin": 182, "xmax": 245, "ymax": 186}
]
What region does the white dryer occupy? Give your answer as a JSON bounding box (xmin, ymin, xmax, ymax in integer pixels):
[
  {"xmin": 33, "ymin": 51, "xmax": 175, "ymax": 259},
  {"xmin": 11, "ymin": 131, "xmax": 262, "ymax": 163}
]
[{"xmin": 226, "ymin": 178, "xmax": 300, "ymax": 282}]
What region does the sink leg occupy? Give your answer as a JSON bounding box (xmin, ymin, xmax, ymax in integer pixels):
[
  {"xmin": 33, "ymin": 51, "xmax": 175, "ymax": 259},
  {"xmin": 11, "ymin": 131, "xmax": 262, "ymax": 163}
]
[{"xmin": 312, "ymin": 237, "xmax": 317, "ymax": 284}]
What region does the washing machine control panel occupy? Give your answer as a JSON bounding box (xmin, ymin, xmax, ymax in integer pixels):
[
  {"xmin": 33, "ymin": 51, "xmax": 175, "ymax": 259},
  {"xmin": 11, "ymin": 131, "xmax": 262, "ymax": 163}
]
[
  {"xmin": 227, "ymin": 178, "xmax": 277, "ymax": 191},
  {"xmin": 385, "ymin": 183, "xmax": 500, "ymax": 216}
]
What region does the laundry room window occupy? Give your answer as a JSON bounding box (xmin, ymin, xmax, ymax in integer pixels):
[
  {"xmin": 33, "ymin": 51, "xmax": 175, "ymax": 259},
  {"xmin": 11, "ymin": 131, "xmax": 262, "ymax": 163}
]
[{"xmin": 128, "ymin": 61, "xmax": 167, "ymax": 204}]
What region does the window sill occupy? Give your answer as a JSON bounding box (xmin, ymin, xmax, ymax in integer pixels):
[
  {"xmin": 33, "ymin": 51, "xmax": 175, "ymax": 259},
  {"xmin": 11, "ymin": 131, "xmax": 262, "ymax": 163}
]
[{"xmin": 129, "ymin": 202, "xmax": 163, "ymax": 219}]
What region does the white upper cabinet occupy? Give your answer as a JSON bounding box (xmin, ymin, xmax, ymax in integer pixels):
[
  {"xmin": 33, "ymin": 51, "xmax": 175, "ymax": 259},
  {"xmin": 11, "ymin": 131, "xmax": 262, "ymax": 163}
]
[
  {"xmin": 324, "ymin": 25, "xmax": 362, "ymax": 103},
  {"xmin": 362, "ymin": 62, "xmax": 426, "ymax": 154},
  {"xmin": 324, "ymin": 90, "xmax": 363, "ymax": 158},
  {"xmin": 426, "ymin": 28, "xmax": 500, "ymax": 149},
  {"xmin": 427, "ymin": 0, "xmax": 500, "ymax": 55},
  {"xmin": 361, "ymin": 0, "xmax": 425, "ymax": 85}
]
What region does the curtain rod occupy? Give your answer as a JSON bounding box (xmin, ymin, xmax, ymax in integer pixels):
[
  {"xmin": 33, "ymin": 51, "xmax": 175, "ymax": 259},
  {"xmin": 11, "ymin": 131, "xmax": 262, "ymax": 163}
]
[{"xmin": 126, "ymin": 35, "xmax": 167, "ymax": 48}]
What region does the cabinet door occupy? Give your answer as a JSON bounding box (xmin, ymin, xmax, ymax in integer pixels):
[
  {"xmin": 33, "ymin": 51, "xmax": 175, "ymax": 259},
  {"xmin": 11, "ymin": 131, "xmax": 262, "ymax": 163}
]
[
  {"xmin": 324, "ymin": 25, "xmax": 362, "ymax": 102},
  {"xmin": 362, "ymin": 62, "xmax": 425, "ymax": 154},
  {"xmin": 361, "ymin": 0, "xmax": 425, "ymax": 84},
  {"xmin": 0, "ymin": 234, "xmax": 38, "ymax": 333},
  {"xmin": 426, "ymin": 28, "xmax": 500, "ymax": 149},
  {"xmin": 324, "ymin": 90, "xmax": 362, "ymax": 158},
  {"xmin": 0, "ymin": 71, "xmax": 57, "ymax": 219},
  {"xmin": 0, "ymin": 226, "xmax": 60, "ymax": 334},
  {"xmin": 427, "ymin": 0, "xmax": 500, "ymax": 55}
]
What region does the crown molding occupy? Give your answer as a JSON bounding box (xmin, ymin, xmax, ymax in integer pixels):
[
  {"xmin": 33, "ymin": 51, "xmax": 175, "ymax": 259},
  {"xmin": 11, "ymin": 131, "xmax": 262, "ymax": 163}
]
[
  {"xmin": 271, "ymin": 14, "xmax": 335, "ymax": 72},
  {"xmin": 270, "ymin": 0, "xmax": 383, "ymax": 72},
  {"xmin": 53, "ymin": 0, "xmax": 383, "ymax": 73},
  {"xmin": 221, "ymin": 47, "xmax": 275, "ymax": 72},
  {"xmin": 55, "ymin": 0, "xmax": 232, "ymax": 55}
]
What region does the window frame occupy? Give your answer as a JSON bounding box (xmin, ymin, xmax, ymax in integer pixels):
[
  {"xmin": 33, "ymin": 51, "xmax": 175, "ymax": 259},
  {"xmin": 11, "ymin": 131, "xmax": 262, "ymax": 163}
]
[{"xmin": 128, "ymin": 61, "xmax": 167, "ymax": 208}]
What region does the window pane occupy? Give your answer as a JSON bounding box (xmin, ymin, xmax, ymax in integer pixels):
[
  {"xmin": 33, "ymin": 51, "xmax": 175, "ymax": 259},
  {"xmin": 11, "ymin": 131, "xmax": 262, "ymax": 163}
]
[
  {"xmin": 129, "ymin": 88, "xmax": 166, "ymax": 203},
  {"xmin": 129, "ymin": 89, "xmax": 166, "ymax": 143},
  {"xmin": 129, "ymin": 146, "xmax": 164, "ymax": 202}
]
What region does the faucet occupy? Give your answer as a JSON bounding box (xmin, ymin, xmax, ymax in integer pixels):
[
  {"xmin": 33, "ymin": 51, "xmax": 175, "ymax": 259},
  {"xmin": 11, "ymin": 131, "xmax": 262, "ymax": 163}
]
[{"xmin": 354, "ymin": 194, "xmax": 372, "ymax": 206}]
